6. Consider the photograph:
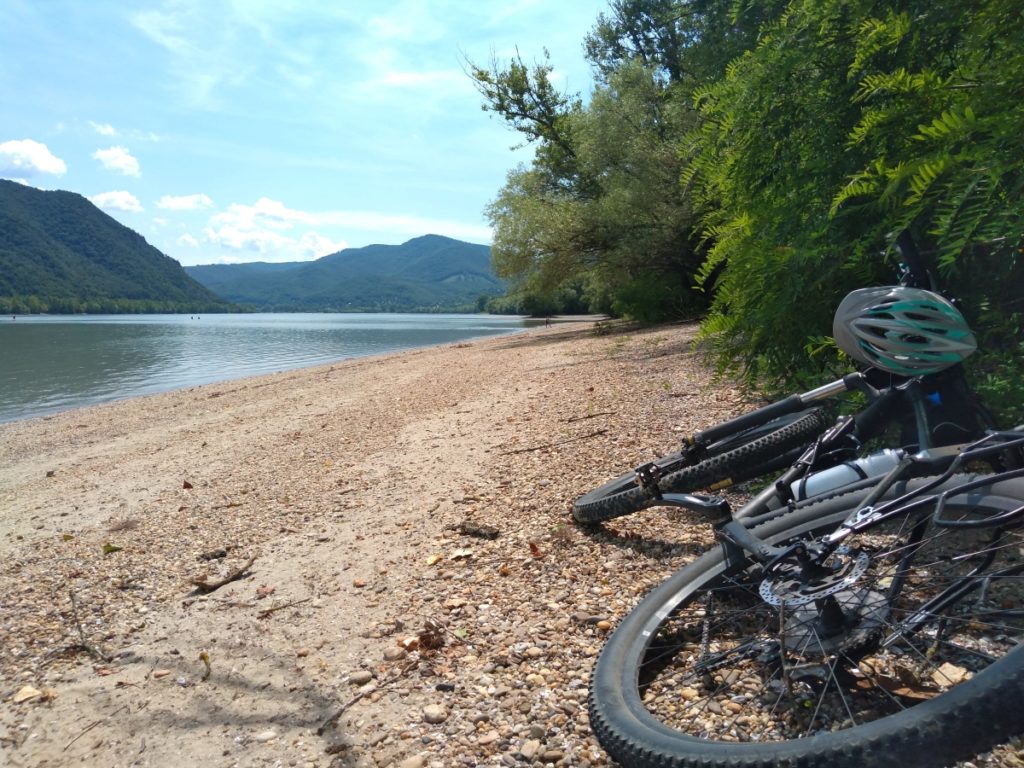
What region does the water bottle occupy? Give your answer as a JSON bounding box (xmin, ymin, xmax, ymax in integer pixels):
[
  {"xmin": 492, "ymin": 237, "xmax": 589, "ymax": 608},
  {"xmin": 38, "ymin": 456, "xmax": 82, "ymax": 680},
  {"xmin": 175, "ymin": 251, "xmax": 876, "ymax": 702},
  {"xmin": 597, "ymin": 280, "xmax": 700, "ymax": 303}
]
[{"xmin": 791, "ymin": 448, "xmax": 903, "ymax": 501}]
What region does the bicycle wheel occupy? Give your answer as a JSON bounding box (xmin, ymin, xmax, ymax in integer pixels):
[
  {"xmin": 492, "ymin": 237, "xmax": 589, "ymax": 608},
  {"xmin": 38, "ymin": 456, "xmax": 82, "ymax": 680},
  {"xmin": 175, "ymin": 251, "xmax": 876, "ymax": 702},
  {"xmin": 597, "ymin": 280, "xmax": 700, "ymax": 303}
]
[
  {"xmin": 572, "ymin": 409, "xmax": 829, "ymax": 523},
  {"xmin": 589, "ymin": 473, "xmax": 1024, "ymax": 768}
]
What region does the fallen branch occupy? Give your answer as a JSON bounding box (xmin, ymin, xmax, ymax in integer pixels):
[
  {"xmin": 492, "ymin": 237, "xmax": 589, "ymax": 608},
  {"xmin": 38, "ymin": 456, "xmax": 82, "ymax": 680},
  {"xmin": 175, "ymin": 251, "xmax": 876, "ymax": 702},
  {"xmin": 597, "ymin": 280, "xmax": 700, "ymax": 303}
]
[
  {"xmin": 317, "ymin": 659, "xmax": 417, "ymax": 735},
  {"xmin": 257, "ymin": 597, "xmax": 312, "ymax": 619},
  {"xmin": 189, "ymin": 554, "xmax": 257, "ymax": 594},
  {"xmin": 500, "ymin": 428, "xmax": 607, "ymax": 455}
]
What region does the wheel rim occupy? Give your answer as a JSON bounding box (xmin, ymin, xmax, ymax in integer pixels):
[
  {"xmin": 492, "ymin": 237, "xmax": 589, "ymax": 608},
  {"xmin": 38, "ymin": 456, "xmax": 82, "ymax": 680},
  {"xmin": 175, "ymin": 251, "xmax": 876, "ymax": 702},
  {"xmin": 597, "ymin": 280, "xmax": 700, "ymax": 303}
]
[{"xmin": 630, "ymin": 501, "xmax": 1024, "ymax": 748}]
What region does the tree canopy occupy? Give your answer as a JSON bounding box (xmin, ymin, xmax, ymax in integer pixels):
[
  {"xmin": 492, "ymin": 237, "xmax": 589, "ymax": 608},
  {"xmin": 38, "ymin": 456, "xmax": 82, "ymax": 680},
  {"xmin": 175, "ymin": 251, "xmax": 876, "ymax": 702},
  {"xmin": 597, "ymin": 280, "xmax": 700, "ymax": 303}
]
[{"xmin": 471, "ymin": 0, "xmax": 1023, "ymax": 423}]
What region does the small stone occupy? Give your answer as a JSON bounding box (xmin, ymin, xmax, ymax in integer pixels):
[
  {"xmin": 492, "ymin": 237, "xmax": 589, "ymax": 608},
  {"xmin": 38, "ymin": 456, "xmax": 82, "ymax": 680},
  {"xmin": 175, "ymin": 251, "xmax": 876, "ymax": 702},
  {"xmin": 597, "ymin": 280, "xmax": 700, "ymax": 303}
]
[
  {"xmin": 477, "ymin": 729, "xmax": 500, "ymax": 746},
  {"xmin": 255, "ymin": 729, "xmax": 277, "ymax": 742},
  {"xmin": 349, "ymin": 670, "xmax": 373, "ymax": 685},
  {"xmin": 525, "ymin": 673, "xmax": 546, "ymax": 687},
  {"xmin": 520, "ymin": 739, "xmax": 542, "ymax": 760},
  {"xmin": 384, "ymin": 647, "xmax": 408, "ymax": 662},
  {"xmin": 596, "ymin": 620, "xmax": 612, "ymax": 631},
  {"xmin": 397, "ymin": 756, "xmax": 426, "ymax": 768},
  {"xmin": 541, "ymin": 750, "xmax": 564, "ymax": 764},
  {"xmin": 528, "ymin": 724, "xmax": 546, "ymax": 740},
  {"xmin": 152, "ymin": 669, "xmax": 171, "ymax": 678},
  {"xmin": 422, "ymin": 704, "xmax": 449, "ymax": 724}
]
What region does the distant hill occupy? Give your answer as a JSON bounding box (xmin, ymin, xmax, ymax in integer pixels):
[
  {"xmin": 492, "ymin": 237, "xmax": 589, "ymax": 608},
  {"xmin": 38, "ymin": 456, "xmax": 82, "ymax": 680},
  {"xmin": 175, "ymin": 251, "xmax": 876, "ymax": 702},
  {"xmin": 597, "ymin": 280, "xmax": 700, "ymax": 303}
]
[
  {"xmin": 0, "ymin": 179, "xmax": 231, "ymax": 313},
  {"xmin": 185, "ymin": 235, "xmax": 504, "ymax": 312}
]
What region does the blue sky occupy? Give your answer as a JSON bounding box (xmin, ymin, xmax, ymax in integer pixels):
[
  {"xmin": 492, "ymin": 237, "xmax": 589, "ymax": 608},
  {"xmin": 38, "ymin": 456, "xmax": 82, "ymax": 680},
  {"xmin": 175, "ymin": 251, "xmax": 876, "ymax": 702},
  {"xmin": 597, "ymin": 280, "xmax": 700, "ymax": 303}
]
[{"xmin": 0, "ymin": 1, "xmax": 606, "ymax": 266}]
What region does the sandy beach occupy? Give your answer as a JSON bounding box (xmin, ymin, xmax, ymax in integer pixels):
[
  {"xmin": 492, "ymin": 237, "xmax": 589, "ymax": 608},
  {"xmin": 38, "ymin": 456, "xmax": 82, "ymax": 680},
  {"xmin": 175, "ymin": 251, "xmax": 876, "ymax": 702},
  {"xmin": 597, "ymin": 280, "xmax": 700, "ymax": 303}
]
[{"xmin": 1, "ymin": 320, "xmax": 1019, "ymax": 768}]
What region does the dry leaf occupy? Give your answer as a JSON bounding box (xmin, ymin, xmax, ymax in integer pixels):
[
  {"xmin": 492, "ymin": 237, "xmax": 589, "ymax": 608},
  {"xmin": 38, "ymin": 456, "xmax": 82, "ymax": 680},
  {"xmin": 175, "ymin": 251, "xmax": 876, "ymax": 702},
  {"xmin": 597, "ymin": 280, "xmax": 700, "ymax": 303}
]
[
  {"xmin": 449, "ymin": 548, "xmax": 473, "ymax": 560},
  {"xmin": 399, "ymin": 636, "xmax": 420, "ymax": 651},
  {"xmin": 528, "ymin": 541, "xmax": 543, "ymax": 558},
  {"xmin": 932, "ymin": 662, "xmax": 971, "ymax": 687},
  {"xmin": 183, "ymin": 480, "xmax": 193, "ymax": 489},
  {"xmin": 426, "ymin": 554, "xmax": 443, "ymax": 566},
  {"xmin": 13, "ymin": 685, "xmax": 41, "ymax": 703}
]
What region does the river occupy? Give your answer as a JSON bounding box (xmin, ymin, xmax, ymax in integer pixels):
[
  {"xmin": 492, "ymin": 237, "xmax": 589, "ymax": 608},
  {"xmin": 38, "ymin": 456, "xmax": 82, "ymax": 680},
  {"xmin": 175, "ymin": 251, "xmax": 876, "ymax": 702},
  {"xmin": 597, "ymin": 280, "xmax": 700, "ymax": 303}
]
[{"xmin": 0, "ymin": 313, "xmax": 536, "ymax": 423}]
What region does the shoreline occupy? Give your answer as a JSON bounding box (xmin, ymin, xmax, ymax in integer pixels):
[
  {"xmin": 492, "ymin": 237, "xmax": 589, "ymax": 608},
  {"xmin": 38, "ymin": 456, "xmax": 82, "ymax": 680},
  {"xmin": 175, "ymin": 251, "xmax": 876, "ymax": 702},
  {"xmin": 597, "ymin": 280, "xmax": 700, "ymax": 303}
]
[
  {"xmin": 0, "ymin": 319, "xmax": 1016, "ymax": 767},
  {"xmin": 0, "ymin": 313, "xmax": 605, "ymax": 427}
]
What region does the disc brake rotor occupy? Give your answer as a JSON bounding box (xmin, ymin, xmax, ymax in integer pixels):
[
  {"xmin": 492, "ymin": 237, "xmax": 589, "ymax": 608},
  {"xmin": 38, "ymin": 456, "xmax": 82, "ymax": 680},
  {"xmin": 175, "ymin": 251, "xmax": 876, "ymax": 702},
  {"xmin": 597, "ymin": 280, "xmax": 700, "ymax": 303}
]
[{"xmin": 759, "ymin": 550, "xmax": 870, "ymax": 607}]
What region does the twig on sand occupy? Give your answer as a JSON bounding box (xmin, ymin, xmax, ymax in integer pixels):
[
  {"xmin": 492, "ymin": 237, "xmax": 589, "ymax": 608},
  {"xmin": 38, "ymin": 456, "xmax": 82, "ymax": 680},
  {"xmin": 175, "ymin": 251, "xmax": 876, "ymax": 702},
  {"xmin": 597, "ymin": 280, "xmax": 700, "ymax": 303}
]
[
  {"xmin": 64, "ymin": 704, "xmax": 129, "ymax": 751},
  {"xmin": 317, "ymin": 659, "xmax": 417, "ymax": 735},
  {"xmin": 500, "ymin": 429, "xmax": 607, "ymax": 455},
  {"xmin": 189, "ymin": 554, "xmax": 257, "ymax": 594},
  {"xmin": 563, "ymin": 411, "xmax": 615, "ymax": 423},
  {"xmin": 65, "ymin": 585, "xmax": 112, "ymax": 663},
  {"xmin": 257, "ymin": 597, "xmax": 312, "ymax": 619}
]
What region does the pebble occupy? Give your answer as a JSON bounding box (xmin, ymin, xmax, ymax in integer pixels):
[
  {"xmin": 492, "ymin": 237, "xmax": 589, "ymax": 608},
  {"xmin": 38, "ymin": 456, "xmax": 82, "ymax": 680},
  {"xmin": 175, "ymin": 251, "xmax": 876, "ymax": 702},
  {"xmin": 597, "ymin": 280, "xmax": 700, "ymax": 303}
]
[
  {"xmin": 422, "ymin": 704, "xmax": 449, "ymax": 724},
  {"xmin": 383, "ymin": 647, "xmax": 408, "ymax": 662},
  {"xmin": 349, "ymin": 670, "xmax": 373, "ymax": 685},
  {"xmin": 254, "ymin": 729, "xmax": 277, "ymax": 743},
  {"xmin": 520, "ymin": 739, "xmax": 542, "ymax": 760},
  {"xmin": 397, "ymin": 756, "xmax": 426, "ymax": 768},
  {"xmin": 477, "ymin": 729, "xmax": 500, "ymax": 746}
]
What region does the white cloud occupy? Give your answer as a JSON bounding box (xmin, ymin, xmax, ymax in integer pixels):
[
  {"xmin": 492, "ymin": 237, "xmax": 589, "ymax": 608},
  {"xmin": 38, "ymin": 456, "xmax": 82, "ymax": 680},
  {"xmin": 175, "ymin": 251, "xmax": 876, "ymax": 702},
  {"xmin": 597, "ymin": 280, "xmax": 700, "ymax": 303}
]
[
  {"xmin": 200, "ymin": 196, "xmax": 489, "ymax": 263},
  {"xmin": 157, "ymin": 193, "xmax": 213, "ymax": 210},
  {"xmin": 89, "ymin": 190, "xmax": 143, "ymax": 212},
  {"xmin": 297, "ymin": 231, "xmax": 348, "ymax": 258},
  {"xmin": 93, "ymin": 146, "xmax": 141, "ymax": 176},
  {"xmin": 89, "ymin": 121, "xmax": 117, "ymax": 136},
  {"xmin": 177, "ymin": 233, "xmax": 200, "ymax": 247},
  {"xmin": 0, "ymin": 139, "xmax": 67, "ymax": 177}
]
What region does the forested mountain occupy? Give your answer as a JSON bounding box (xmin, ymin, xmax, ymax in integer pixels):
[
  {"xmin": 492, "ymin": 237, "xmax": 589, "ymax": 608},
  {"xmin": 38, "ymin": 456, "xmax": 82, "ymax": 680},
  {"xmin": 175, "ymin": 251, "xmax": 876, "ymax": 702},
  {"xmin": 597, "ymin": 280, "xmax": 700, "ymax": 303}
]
[
  {"xmin": 185, "ymin": 235, "xmax": 504, "ymax": 311},
  {"xmin": 0, "ymin": 179, "xmax": 231, "ymax": 313}
]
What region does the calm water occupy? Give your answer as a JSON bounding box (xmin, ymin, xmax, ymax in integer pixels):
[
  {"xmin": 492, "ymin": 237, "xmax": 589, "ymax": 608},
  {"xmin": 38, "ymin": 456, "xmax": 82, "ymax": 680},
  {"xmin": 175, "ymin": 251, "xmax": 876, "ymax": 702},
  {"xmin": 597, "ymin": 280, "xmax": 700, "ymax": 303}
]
[{"xmin": 0, "ymin": 313, "xmax": 535, "ymax": 423}]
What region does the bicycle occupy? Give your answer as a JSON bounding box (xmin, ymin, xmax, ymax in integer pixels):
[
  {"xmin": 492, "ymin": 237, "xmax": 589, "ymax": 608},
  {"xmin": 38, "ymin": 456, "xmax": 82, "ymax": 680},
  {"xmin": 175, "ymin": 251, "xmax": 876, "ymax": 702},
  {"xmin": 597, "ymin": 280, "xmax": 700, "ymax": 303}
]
[
  {"xmin": 572, "ymin": 232, "xmax": 994, "ymax": 524},
  {"xmin": 579, "ymin": 234, "xmax": 1024, "ymax": 767}
]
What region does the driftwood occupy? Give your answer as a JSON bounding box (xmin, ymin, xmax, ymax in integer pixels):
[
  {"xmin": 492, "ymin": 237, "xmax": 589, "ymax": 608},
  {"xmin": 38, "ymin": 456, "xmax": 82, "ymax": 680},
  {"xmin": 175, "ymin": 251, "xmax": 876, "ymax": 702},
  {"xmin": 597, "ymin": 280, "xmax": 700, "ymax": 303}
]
[{"xmin": 189, "ymin": 554, "xmax": 257, "ymax": 594}]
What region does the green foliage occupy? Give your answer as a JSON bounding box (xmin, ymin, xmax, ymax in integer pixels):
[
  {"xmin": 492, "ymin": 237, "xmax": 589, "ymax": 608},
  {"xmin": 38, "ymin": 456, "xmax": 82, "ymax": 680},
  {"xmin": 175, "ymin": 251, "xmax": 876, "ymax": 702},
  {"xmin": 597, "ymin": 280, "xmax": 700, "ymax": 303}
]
[
  {"xmin": 476, "ymin": 0, "xmax": 1023, "ymax": 423},
  {"xmin": 684, "ymin": 0, "xmax": 1024, "ymax": 424}
]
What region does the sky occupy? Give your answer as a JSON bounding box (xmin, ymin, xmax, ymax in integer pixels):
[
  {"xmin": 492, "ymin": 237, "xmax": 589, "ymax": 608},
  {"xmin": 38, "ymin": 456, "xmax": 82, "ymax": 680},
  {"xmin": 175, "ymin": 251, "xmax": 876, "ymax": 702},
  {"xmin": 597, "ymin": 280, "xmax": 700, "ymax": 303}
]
[{"xmin": 0, "ymin": 0, "xmax": 607, "ymax": 267}]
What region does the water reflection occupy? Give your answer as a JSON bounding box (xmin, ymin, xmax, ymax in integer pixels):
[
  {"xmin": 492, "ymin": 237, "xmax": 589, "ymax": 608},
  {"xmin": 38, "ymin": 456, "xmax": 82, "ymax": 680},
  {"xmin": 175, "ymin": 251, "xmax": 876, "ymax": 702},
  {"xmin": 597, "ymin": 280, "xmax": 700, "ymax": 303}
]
[{"xmin": 0, "ymin": 313, "xmax": 532, "ymax": 423}]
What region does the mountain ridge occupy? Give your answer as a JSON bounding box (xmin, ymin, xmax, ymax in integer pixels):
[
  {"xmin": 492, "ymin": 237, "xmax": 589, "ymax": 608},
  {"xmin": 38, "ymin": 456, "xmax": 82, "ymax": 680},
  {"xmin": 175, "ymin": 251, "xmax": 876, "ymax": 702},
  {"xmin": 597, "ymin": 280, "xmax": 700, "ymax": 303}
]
[
  {"xmin": 0, "ymin": 179, "xmax": 503, "ymax": 313},
  {"xmin": 0, "ymin": 179, "xmax": 231, "ymax": 313},
  {"xmin": 185, "ymin": 234, "xmax": 504, "ymax": 312}
]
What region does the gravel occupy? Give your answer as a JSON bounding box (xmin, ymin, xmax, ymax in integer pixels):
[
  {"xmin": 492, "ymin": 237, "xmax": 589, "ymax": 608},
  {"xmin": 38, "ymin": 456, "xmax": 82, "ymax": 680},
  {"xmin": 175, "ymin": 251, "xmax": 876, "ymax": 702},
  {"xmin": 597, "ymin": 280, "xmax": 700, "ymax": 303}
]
[{"xmin": 0, "ymin": 320, "xmax": 1020, "ymax": 767}]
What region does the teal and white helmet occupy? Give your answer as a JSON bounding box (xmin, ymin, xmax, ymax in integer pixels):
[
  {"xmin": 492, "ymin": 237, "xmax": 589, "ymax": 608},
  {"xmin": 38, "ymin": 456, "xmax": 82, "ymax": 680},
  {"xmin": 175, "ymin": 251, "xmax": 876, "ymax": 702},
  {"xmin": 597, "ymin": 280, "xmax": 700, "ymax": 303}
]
[{"xmin": 833, "ymin": 286, "xmax": 977, "ymax": 376}]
